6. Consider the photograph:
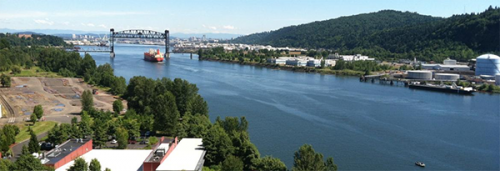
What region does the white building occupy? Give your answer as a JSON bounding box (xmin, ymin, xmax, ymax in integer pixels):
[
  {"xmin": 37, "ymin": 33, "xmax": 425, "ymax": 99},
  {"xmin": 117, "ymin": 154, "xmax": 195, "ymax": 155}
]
[
  {"xmin": 306, "ymin": 59, "xmax": 322, "ymax": 67},
  {"xmin": 156, "ymin": 138, "xmax": 206, "ymax": 171},
  {"xmin": 421, "ymin": 64, "xmax": 470, "ymax": 71},
  {"xmin": 341, "ymin": 54, "xmax": 374, "ymax": 61},
  {"xmin": 55, "ymin": 150, "xmax": 152, "ymax": 171}
]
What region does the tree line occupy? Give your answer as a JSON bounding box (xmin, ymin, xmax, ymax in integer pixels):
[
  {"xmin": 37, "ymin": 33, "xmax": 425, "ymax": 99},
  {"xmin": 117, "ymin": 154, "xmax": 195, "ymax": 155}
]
[{"xmin": 233, "ymin": 7, "xmax": 500, "ymax": 62}]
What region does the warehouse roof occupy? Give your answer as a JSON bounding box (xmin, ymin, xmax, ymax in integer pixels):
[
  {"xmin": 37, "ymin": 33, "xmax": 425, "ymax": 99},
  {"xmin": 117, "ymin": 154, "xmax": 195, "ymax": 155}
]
[
  {"xmin": 156, "ymin": 138, "xmax": 205, "ymax": 171},
  {"xmin": 55, "ymin": 149, "xmax": 151, "ymax": 171},
  {"xmin": 42, "ymin": 138, "xmax": 91, "ymax": 165}
]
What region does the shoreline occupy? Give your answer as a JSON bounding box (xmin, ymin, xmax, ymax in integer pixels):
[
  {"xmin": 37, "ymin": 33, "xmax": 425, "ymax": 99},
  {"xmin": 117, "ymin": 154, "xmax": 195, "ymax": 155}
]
[{"xmin": 199, "ymin": 57, "xmax": 366, "ymax": 77}]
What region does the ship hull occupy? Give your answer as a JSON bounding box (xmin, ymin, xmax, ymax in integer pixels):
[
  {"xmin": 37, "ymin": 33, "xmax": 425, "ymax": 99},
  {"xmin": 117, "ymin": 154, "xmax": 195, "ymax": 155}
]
[
  {"xmin": 144, "ymin": 53, "xmax": 164, "ymax": 62},
  {"xmin": 409, "ymin": 84, "xmax": 474, "ymax": 95}
]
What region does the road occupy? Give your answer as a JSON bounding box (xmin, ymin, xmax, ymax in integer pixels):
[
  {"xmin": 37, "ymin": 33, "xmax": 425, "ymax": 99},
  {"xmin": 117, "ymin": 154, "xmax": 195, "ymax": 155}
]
[{"xmin": 8, "ymin": 132, "xmax": 48, "ymax": 162}]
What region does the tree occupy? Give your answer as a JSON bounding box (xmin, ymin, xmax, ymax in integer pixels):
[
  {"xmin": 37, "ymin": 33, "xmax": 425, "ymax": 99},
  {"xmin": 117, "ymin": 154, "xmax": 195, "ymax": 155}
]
[
  {"xmin": 187, "ymin": 95, "xmax": 209, "ymax": 116},
  {"xmin": 221, "ymin": 155, "xmax": 243, "ymax": 171},
  {"xmin": 28, "ymin": 130, "xmax": 39, "ymax": 153},
  {"xmin": 92, "ymin": 116, "xmax": 109, "ymax": 148},
  {"xmin": 0, "ymin": 133, "xmax": 10, "ymax": 153},
  {"xmin": 203, "ymin": 124, "xmax": 233, "ymax": 165},
  {"xmin": 0, "ymin": 74, "xmax": 11, "ymax": 87},
  {"xmin": 81, "ymin": 90, "xmax": 94, "ymax": 112},
  {"xmin": 116, "ymin": 127, "xmax": 128, "ymax": 149},
  {"xmin": 80, "ymin": 111, "xmax": 93, "ymax": 137},
  {"xmin": 254, "ymin": 156, "xmax": 287, "ymax": 171},
  {"xmin": 68, "ymin": 157, "xmax": 88, "ymax": 171},
  {"xmin": 89, "ymin": 158, "xmax": 101, "ymax": 171},
  {"xmin": 11, "ymin": 66, "xmax": 21, "ymax": 75},
  {"xmin": 105, "ymin": 168, "xmax": 111, "ymax": 171},
  {"xmin": 112, "ymin": 99, "xmax": 123, "ymax": 115},
  {"xmin": 0, "ymin": 159, "xmax": 14, "ymax": 171},
  {"xmin": 153, "ymin": 91, "xmax": 179, "ymax": 134},
  {"xmin": 33, "ymin": 105, "xmax": 43, "ymax": 120},
  {"xmin": 30, "ymin": 113, "xmax": 37, "ymax": 125},
  {"xmin": 292, "ymin": 144, "xmax": 326, "ymax": 171},
  {"xmin": 325, "ymin": 157, "xmax": 338, "ymax": 171},
  {"xmin": 14, "ymin": 152, "xmax": 46, "ymax": 171}
]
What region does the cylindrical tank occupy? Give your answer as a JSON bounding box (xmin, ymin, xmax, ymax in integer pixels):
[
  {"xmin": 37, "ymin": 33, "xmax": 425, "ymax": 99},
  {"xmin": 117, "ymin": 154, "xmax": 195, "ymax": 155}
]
[
  {"xmin": 434, "ymin": 73, "xmax": 459, "ymax": 81},
  {"xmin": 407, "ymin": 71, "xmax": 433, "ymax": 80},
  {"xmin": 476, "ymin": 54, "xmax": 500, "ymax": 76},
  {"xmin": 496, "ymin": 74, "xmax": 500, "ymax": 86}
]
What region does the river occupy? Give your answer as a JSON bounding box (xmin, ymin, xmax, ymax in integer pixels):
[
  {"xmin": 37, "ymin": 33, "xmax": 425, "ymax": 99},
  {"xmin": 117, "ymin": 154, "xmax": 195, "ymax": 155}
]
[{"xmin": 86, "ymin": 44, "xmax": 499, "ymax": 170}]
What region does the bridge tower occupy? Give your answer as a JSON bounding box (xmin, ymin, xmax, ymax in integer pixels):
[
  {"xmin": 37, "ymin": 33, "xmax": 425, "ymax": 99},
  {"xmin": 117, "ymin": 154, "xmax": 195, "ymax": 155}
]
[{"xmin": 110, "ymin": 28, "xmax": 115, "ymax": 58}]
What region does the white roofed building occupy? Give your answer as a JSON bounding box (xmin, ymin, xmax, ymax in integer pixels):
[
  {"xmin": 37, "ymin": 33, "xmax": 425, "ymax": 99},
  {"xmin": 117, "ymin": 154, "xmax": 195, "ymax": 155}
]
[{"xmin": 156, "ymin": 138, "xmax": 206, "ymax": 171}]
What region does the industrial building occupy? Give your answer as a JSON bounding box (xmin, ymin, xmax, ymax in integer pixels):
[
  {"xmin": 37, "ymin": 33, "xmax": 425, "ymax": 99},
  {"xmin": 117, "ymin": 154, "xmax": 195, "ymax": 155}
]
[
  {"xmin": 475, "ymin": 54, "xmax": 500, "ymax": 76},
  {"xmin": 156, "ymin": 138, "xmax": 206, "ymax": 171},
  {"xmin": 434, "ymin": 73, "xmax": 460, "ymax": 81},
  {"xmin": 40, "ymin": 137, "xmax": 204, "ymax": 171},
  {"xmin": 55, "ymin": 149, "xmax": 152, "ymax": 171},
  {"xmin": 41, "ymin": 138, "xmax": 93, "ymax": 169},
  {"xmin": 407, "ymin": 71, "xmax": 433, "ymax": 80},
  {"xmin": 421, "ymin": 58, "xmax": 470, "ymax": 71}
]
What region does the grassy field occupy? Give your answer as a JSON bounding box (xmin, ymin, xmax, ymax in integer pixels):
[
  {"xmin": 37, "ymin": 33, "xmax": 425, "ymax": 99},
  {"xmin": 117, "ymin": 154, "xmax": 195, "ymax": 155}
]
[
  {"xmin": 15, "ymin": 121, "xmax": 57, "ymax": 143},
  {"xmin": 0, "ymin": 66, "xmax": 60, "ymax": 78}
]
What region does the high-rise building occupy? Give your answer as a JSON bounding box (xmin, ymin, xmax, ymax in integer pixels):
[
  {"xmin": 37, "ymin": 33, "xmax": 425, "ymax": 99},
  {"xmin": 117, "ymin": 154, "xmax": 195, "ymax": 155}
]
[{"xmin": 72, "ymin": 34, "xmax": 76, "ymax": 39}]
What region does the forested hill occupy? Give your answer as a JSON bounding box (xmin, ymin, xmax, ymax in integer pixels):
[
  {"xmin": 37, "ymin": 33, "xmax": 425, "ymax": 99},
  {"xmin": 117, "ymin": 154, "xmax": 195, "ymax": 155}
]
[{"xmin": 233, "ymin": 7, "xmax": 500, "ymax": 62}]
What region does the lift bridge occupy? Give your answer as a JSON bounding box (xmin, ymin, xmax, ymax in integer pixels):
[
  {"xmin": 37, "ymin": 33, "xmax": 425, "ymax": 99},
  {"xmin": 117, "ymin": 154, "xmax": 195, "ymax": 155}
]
[{"xmin": 75, "ymin": 29, "xmax": 170, "ymax": 58}]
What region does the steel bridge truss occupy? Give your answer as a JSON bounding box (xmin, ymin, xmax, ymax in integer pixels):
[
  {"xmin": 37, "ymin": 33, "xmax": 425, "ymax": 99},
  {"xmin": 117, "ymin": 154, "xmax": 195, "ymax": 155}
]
[{"xmin": 109, "ymin": 29, "xmax": 170, "ymax": 58}]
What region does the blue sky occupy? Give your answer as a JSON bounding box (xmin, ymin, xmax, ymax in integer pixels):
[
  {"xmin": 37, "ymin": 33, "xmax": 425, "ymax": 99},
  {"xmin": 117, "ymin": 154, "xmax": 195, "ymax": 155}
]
[{"xmin": 0, "ymin": 0, "xmax": 498, "ymax": 35}]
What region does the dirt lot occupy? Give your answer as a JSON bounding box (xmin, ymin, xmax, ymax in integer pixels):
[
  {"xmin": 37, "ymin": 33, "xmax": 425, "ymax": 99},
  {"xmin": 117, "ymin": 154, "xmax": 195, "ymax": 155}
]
[{"xmin": 0, "ymin": 77, "xmax": 127, "ymax": 125}]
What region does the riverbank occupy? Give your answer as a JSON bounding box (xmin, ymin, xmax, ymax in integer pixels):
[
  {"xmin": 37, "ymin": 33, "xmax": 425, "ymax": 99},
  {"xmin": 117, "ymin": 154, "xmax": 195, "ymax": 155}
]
[{"xmin": 199, "ymin": 57, "xmax": 366, "ymax": 76}]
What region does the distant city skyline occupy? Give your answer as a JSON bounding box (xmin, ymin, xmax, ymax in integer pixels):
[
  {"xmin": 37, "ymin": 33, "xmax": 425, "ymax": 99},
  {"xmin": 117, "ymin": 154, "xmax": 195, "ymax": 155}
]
[{"xmin": 0, "ymin": 0, "xmax": 498, "ymax": 35}]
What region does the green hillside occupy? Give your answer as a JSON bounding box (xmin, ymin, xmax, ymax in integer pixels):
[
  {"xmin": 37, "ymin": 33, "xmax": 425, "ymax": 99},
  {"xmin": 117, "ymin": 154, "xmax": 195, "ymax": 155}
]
[{"xmin": 233, "ymin": 6, "xmax": 499, "ymax": 62}]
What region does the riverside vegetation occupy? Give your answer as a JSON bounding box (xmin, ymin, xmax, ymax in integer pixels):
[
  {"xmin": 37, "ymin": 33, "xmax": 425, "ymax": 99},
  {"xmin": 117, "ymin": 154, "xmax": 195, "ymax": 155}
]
[
  {"xmin": 0, "ymin": 33, "xmax": 338, "ymax": 170},
  {"xmin": 199, "ymin": 47, "xmax": 393, "ymax": 76},
  {"xmin": 233, "ymin": 7, "xmax": 499, "ymax": 62}
]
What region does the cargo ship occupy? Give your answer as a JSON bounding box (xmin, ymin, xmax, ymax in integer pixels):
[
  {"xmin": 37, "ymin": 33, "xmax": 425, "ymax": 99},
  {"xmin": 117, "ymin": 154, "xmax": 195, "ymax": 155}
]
[
  {"xmin": 408, "ymin": 82, "xmax": 475, "ymax": 95},
  {"xmin": 144, "ymin": 49, "xmax": 164, "ymax": 62}
]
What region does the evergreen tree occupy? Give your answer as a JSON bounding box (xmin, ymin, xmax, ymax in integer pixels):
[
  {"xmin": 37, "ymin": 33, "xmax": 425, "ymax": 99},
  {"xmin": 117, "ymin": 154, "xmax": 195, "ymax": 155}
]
[
  {"xmin": 81, "ymin": 90, "xmax": 94, "ymax": 112},
  {"xmin": 30, "ymin": 113, "xmax": 37, "ymax": 125},
  {"xmin": 221, "ymin": 155, "xmax": 244, "ymax": 171},
  {"xmin": 254, "ymin": 156, "xmax": 287, "ymax": 171},
  {"xmin": 112, "ymin": 99, "xmax": 123, "ymax": 115},
  {"xmin": 28, "ymin": 130, "xmax": 39, "ymax": 153},
  {"xmin": 152, "ymin": 91, "xmax": 179, "ymax": 134},
  {"xmin": 79, "ymin": 111, "xmax": 93, "ymax": 137},
  {"xmin": 89, "ymin": 158, "xmax": 101, "ymax": 171},
  {"xmin": 14, "ymin": 152, "xmax": 46, "ymax": 171},
  {"xmin": 116, "ymin": 127, "xmax": 128, "ymax": 149},
  {"xmin": 325, "ymin": 157, "xmax": 338, "ymax": 171},
  {"xmin": 68, "ymin": 158, "xmax": 88, "ymax": 171},
  {"xmin": 292, "ymin": 144, "xmax": 326, "ymax": 171},
  {"xmin": 33, "ymin": 105, "xmax": 43, "ymax": 120}
]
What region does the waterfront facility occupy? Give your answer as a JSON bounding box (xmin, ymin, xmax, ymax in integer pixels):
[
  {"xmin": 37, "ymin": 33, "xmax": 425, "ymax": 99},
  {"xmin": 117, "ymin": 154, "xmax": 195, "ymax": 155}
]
[
  {"xmin": 475, "ymin": 54, "xmax": 500, "ymax": 76},
  {"xmin": 407, "ymin": 70, "xmax": 433, "ymax": 80}
]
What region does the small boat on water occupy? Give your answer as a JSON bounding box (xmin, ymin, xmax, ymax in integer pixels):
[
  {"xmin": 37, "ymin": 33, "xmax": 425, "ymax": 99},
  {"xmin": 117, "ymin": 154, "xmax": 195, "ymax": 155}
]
[
  {"xmin": 408, "ymin": 81, "xmax": 475, "ymax": 95},
  {"xmin": 415, "ymin": 161, "xmax": 425, "ymax": 167}
]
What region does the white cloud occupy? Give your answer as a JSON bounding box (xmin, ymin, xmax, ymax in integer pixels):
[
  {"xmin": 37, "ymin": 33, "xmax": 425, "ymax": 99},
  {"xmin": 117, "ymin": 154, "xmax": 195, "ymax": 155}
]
[
  {"xmin": 98, "ymin": 24, "xmax": 106, "ymax": 28},
  {"xmin": 87, "ymin": 23, "xmax": 95, "ymax": 27},
  {"xmin": 34, "ymin": 19, "xmax": 54, "ymax": 25},
  {"xmin": 62, "ymin": 21, "xmax": 70, "ymax": 25},
  {"xmin": 222, "ymin": 25, "xmax": 235, "ymax": 30},
  {"xmin": 208, "ymin": 26, "xmax": 217, "ymax": 30}
]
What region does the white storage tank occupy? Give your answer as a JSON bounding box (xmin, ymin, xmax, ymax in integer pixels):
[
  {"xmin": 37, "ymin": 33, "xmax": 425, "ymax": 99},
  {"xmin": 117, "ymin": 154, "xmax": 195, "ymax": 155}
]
[
  {"xmin": 407, "ymin": 71, "xmax": 433, "ymax": 80},
  {"xmin": 496, "ymin": 74, "xmax": 500, "ymax": 86},
  {"xmin": 434, "ymin": 73, "xmax": 460, "ymax": 81},
  {"xmin": 476, "ymin": 54, "xmax": 500, "ymax": 76}
]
